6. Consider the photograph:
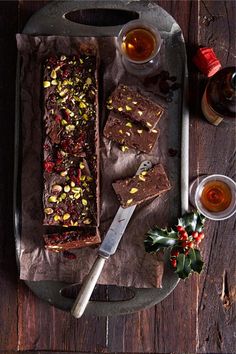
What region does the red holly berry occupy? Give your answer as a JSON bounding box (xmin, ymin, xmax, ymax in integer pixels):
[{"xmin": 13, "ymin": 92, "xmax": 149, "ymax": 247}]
[
  {"xmin": 179, "ymin": 231, "xmax": 188, "ymax": 240},
  {"xmin": 181, "ymin": 241, "xmax": 189, "ymax": 248},
  {"xmin": 198, "ymin": 232, "xmax": 205, "ymax": 240},
  {"xmin": 171, "ymin": 250, "xmax": 180, "ymax": 258},
  {"xmin": 176, "ymin": 225, "xmax": 185, "ymax": 232},
  {"xmin": 195, "ymin": 237, "xmax": 202, "ymax": 245},
  {"xmin": 188, "ymin": 241, "xmax": 194, "ymax": 248},
  {"xmin": 192, "ymin": 231, "xmax": 199, "ymax": 239},
  {"xmin": 171, "ymin": 259, "xmax": 177, "ymax": 268}
]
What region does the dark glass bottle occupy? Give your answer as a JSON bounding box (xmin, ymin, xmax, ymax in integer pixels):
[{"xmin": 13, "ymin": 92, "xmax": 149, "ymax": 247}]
[{"xmin": 201, "ymin": 67, "xmax": 236, "ymax": 125}]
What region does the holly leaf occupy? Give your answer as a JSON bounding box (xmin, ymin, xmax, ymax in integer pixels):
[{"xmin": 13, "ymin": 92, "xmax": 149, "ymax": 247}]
[
  {"xmin": 178, "ymin": 211, "xmax": 205, "ymax": 233},
  {"xmin": 188, "ymin": 248, "xmax": 204, "ymax": 273},
  {"xmin": 144, "ymin": 227, "xmax": 178, "ymax": 253},
  {"xmin": 176, "ymin": 253, "xmax": 192, "ymax": 279}
]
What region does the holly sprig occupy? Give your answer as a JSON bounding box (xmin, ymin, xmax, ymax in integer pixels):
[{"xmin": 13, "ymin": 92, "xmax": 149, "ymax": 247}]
[{"xmin": 144, "ymin": 211, "xmax": 206, "ymax": 279}]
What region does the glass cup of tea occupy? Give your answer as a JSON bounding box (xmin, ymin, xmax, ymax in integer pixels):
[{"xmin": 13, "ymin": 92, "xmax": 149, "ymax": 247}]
[
  {"xmin": 189, "ymin": 174, "xmax": 236, "ymax": 221},
  {"xmin": 116, "ymin": 19, "xmax": 162, "ymax": 76}
]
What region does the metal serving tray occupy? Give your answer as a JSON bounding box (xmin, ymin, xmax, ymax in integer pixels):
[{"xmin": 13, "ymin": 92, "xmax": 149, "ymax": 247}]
[{"xmin": 14, "ymin": 0, "xmax": 189, "ymax": 316}]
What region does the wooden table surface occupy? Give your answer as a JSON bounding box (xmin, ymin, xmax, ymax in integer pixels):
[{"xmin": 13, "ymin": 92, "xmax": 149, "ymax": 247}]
[{"xmin": 0, "ymin": 1, "xmax": 235, "ymax": 353}]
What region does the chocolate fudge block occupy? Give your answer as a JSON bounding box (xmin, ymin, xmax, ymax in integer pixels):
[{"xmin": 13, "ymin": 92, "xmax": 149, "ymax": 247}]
[
  {"xmin": 108, "ymin": 84, "xmax": 165, "ymax": 130},
  {"xmin": 104, "ymin": 111, "xmax": 160, "ymax": 153},
  {"xmin": 42, "ymin": 53, "xmax": 99, "ymax": 227},
  {"xmin": 112, "ymin": 164, "xmax": 171, "ymax": 208},
  {"xmin": 43, "ymin": 228, "xmax": 100, "ymax": 252}
]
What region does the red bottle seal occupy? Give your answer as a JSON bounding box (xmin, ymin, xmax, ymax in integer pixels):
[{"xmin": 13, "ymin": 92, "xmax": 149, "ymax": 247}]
[{"xmin": 193, "ymin": 47, "xmax": 222, "ymax": 77}]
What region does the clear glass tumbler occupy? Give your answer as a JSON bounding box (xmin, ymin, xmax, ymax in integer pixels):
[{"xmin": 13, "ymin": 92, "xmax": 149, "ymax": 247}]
[
  {"xmin": 189, "ymin": 174, "xmax": 236, "ymax": 221},
  {"xmin": 116, "ymin": 19, "xmax": 162, "ymax": 77}
]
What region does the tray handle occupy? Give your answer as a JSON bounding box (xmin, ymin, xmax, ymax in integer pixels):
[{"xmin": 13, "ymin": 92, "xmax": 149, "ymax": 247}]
[
  {"xmin": 24, "ymin": 1, "xmax": 141, "ymax": 37},
  {"xmin": 25, "ymin": 252, "xmax": 179, "ymax": 317}
]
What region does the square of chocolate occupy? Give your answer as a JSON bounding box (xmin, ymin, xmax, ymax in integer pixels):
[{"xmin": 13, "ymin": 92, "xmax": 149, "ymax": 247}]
[
  {"xmin": 108, "ymin": 84, "xmax": 165, "ymax": 130},
  {"xmin": 104, "ymin": 111, "xmax": 160, "ymax": 153},
  {"xmin": 112, "ymin": 164, "xmax": 171, "ymax": 208}
]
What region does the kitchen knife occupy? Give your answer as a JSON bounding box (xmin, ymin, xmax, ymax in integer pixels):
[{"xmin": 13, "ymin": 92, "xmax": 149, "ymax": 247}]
[{"xmin": 71, "ymin": 160, "xmax": 152, "ymax": 318}]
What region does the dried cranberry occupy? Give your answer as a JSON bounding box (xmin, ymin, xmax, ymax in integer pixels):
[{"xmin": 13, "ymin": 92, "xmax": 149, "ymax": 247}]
[
  {"xmin": 55, "ymin": 114, "xmax": 62, "ymax": 123},
  {"xmin": 44, "ymin": 143, "xmax": 50, "ymax": 151},
  {"xmin": 44, "ymin": 161, "xmax": 55, "ymax": 173},
  {"xmin": 63, "ymin": 251, "xmax": 76, "ymax": 260}
]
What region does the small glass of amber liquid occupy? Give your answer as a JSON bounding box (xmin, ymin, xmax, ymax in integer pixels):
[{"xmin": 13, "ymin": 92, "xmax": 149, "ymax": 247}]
[
  {"xmin": 117, "ymin": 19, "xmax": 162, "ymax": 76},
  {"xmin": 190, "ymin": 175, "xmax": 236, "ymax": 220}
]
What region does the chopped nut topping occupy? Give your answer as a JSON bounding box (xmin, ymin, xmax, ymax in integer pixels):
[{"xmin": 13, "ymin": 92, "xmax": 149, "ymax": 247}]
[
  {"xmin": 125, "ymin": 122, "xmax": 132, "ymax": 128},
  {"xmin": 52, "ymin": 184, "xmax": 63, "ymax": 194},
  {"xmin": 137, "ymin": 129, "xmax": 143, "ymax": 134},
  {"xmin": 126, "ymin": 199, "xmax": 133, "ymax": 205},
  {"xmin": 64, "ymin": 185, "xmax": 70, "ymax": 193},
  {"xmin": 83, "ymin": 218, "xmax": 92, "ymax": 224},
  {"xmin": 44, "ymin": 208, "xmax": 53, "ymax": 215},
  {"xmin": 137, "ymin": 110, "xmax": 143, "ymax": 116},
  {"xmin": 60, "ymin": 171, "xmax": 67, "ymax": 177},
  {"xmin": 43, "ymin": 81, "xmax": 51, "ymax": 88},
  {"xmin": 139, "ymin": 175, "xmax": 146, "ymax": 182},
  {"xmin": 48, "ymin": 196, "xmax": 57, "ymax": 203},
  {"xmin": 125, "ymin": 105, "xmax": 132, "ymax": 111},
  {"xmin": 79, "ymin": 162, "xmax": 85, "ymax": 169},
  {"xmin": 63, "ymin": 213, "xmax": 70, "ymax": 220},
  {"xmin": 50, "ymin": 70, "xmax": 57, "ymax": 79},
  {"xmin": 54, "ymin": 215, "xmax": 61, "ymax": 221},
  {"xmin": 130, "ymin": 188, "xmax": 138, "ymax": 194},
  {"xmin": 121, "ymin": 145, "xmax": 129, "ymax": 152},
  {"xmin": 82, "ymin": 199, "xmax": 88, "ymax": 206},
  {"xmin": 118, "ymin": 107, "xmax": 123, "ymax": 112},
  {"xmin": 146, "ymin": 122, "xmax": 152, "ymax": 127}
]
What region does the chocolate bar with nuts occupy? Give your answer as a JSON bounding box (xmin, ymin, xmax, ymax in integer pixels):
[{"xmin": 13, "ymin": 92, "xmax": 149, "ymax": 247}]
[
  {"xmin": 43, "ymin": 228, "xmax": 100, "ymax": 252},
  {"xmin": 104, "ymin": 111, "xmax": 160, "ymax": 153},
  {"xmin": 42, "ymin": 53, "xmax": 99, "ymax": 227},
  {"xmin": 108, "ymin": 84, "xmax": 165, "ymax": 130},
  {"xmin": 112, "ymin": 164, "xmax": 171, "ymax": 208}
]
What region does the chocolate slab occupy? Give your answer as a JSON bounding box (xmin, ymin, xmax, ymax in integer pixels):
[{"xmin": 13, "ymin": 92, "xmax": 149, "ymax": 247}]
[
  {"xmin": 112, "ymin": 164, "xmax": 171, "ymax": 208},
  {"xmin": 44, "ymin": 228, "xmax": 100, "ymax": 252},
  {"xmin": 42, "ymin": 53, "xmax": 99, "ymax": 227},
  {"xmin": 108, "ymin": 84, "xmax": 165, "ymax": 130},
  {"xmin": 104, "ymin": 111, "xmax": 160, "ymax": 153}
]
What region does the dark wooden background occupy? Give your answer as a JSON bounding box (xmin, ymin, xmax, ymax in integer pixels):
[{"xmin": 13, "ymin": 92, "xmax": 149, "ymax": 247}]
[{"xmin": 0, "ymin": 1, "xmax": 235, "ymax": 353}]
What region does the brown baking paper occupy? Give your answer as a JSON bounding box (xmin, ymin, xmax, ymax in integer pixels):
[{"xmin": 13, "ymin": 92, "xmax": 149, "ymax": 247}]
[{"xmin": 16, "ymin": 34, "xmax": 179, "ymax": 288}]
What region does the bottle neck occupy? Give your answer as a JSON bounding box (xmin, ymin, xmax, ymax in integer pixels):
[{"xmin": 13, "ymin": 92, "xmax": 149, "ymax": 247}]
[{"xmin": 224, "ymin": 71, "xmax": 236, "ymax": 100}]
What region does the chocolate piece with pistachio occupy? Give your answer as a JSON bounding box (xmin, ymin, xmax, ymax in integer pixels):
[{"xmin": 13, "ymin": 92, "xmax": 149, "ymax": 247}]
[
  {"xmin": 112, "ymin": 164, "xmax": 171, "ymax": 208},
  {"xmin": 104, "ymin": 111, "xmax": 160, "ymax": 153},
  {"xmin": 108, "ymin": 84, "xmax": 165, "ymax": 130}
]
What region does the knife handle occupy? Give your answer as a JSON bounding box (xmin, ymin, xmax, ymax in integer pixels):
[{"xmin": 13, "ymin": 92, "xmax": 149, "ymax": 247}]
[{"xmin": 71, "ymin": 255, "xmax": 106, "ymax": 318}]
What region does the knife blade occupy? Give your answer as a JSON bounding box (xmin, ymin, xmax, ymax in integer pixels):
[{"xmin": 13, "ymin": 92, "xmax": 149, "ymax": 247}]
[{"xmin": 71, "ymin": 160, "xmax": 152, "ymax": 318}]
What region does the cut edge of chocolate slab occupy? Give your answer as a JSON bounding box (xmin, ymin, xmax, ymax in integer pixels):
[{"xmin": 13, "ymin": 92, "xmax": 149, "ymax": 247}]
[{"xmin": 43, "ymin": 227, "xmax": 101, "ymax": 252}]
